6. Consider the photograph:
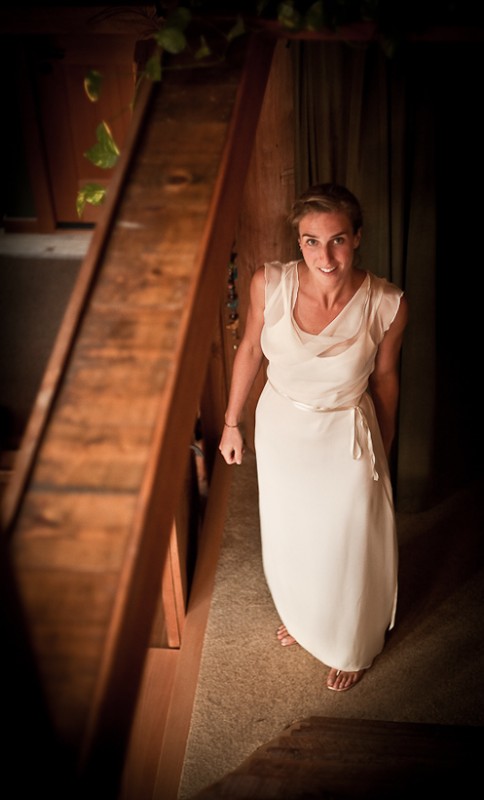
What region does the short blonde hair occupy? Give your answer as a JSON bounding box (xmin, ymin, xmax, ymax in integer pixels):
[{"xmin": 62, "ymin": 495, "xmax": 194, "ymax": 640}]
[{"xmin": 288, "ymin": 183, "xmax": 363, "ymax": 234}]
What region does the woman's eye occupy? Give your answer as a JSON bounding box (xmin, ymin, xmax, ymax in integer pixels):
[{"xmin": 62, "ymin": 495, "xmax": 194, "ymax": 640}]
[
  {"xmin": 333, "ymin": 236, "xmax": 344, "ymax": 245},
  {"xmin": 306, "ymin": 238, "xmax": 318, "ymax": 247}
]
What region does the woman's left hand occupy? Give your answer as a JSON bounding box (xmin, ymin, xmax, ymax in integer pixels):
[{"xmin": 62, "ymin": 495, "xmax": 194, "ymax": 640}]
[{"xmin": 219, "ymin": 426, "xmax": 244, "ymax": 465}]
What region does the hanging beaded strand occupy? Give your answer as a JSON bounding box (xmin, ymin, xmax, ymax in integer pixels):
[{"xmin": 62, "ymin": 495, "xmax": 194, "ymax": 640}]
[{"xmin": 226, "ymin": 251, "xmax": 239, "ymax": 350}]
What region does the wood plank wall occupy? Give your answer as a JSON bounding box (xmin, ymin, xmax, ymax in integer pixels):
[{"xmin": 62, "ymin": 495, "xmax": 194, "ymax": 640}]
[{"xmin": 234, "ymin": 38, "xmax": 297, "ymax": 449}]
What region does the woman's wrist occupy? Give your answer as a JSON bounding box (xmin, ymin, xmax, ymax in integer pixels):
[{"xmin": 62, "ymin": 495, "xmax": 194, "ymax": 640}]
[{"xmin": 224, "ymin": 418, "xmax": 239, "ymax": 428}]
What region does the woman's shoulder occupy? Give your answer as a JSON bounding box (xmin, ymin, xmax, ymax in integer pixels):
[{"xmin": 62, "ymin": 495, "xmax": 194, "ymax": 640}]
[
  {"xmin": 367, "ymin": 271, "xmax": 404, "ymax": 299},
  {"xmin": 264, "ymin": 259, "xmax": 298, "ymax": 271},
  {"xmin": 254, "ymin": 260, "xmax": 297, "ymax": 307},
  {"xmin": 366, "ymin": 271, "xmax": 406, "ymax": 339},
  {"xmin": 263, "ymin": 259, "xmax": 298, "ymax": 282}
]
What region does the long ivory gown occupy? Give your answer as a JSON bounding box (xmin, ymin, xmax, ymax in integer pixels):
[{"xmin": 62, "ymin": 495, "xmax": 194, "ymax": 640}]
[{"xmin": 254, "ymin": 261, "xmax": 404, "ymax": 671}]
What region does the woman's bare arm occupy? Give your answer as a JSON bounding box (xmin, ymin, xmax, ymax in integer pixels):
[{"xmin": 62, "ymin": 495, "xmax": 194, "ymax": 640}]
[
  {"xmin": 219, "ymin": 266, "xmax": 266, "ymax": 465},
  {"xmin": 369, "ymin": 295, "xmax": 409, "ymax": 459}
]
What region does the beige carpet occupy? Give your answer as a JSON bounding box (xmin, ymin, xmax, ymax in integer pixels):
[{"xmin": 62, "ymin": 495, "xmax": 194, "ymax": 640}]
[{"xmin": 178, "ymin": 451, "xmax": 484, "ymax": 799}]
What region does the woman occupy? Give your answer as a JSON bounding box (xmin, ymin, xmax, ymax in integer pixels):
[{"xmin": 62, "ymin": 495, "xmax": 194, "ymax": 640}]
[{"xmin": 219, "ymin": 183, "xmax": 408, "ymax": 692}]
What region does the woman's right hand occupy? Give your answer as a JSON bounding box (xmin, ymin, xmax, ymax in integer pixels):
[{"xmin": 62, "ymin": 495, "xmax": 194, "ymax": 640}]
[{"xmin": 219, "ymin": 425, "xmax": 244, "ymax": 465}]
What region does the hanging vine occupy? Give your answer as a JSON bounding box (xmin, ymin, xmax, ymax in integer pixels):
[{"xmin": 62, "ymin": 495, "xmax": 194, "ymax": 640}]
[{"xmin": 78, "ymin": 0, "xmax": 484, "ymax": 216}]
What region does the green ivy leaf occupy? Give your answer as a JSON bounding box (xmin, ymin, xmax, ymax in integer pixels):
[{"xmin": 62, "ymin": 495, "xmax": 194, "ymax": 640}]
[
  {"xmin": 145, "ymin": 50, "xmax": 162, "ymax": 81},
  {"xmin": 278, "ymin": 1, "xmax": 302, "ymax": 30},
  {"xmin": 76, "ymin": 183, "xmax": 106, "ymax": 217},
  {"xmin": 304, "ymin": 1, "xmax": 327, "ymax": 31},
  {"xmin": 194, "ymin": 35, "xmax": 212, "ymax": 60},
  {"xmin": 227, "ymin": 14, "xmax": 246, "ymax": 41},
  {"xmin": 156, "ymin": 26, "xmax": 188, "ymax": 54},
  {"xmin": 84, "ymin": 69, "xmax": 103, "ymax": 102},
  {"xmin": 84, "ymin": 121, "xmax": 120, "ymax": 169}
]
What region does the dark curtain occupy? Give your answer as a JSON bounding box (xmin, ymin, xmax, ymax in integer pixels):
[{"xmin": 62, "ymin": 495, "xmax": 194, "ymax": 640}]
[{"xmin": 293, "ymin": 39, "xmax": 483, "ymax": 512}]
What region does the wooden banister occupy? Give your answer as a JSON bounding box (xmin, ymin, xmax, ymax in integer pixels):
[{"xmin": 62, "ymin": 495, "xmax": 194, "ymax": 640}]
[{"xmin": 3, "ymin": 31, "xmax": 275, "ymax": 798}]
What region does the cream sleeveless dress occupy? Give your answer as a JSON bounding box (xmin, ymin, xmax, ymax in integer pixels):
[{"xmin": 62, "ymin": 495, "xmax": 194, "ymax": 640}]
[{"xmin": 254, "ymin": 261, "xmax": 403, "ymax": 672}]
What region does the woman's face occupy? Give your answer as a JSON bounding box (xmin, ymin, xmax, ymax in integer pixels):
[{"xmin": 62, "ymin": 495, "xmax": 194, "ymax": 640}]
[{"xmin": 298, "ymin": 211, "xmax": 361, "ymax": 281}]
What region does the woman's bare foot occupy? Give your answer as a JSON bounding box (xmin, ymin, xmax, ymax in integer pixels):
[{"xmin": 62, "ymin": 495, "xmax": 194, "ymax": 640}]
[
  {"xmin": 276, "ymin": 624, "xmax": 297, "ymax": 647},
  {"xmin": 326, "ymin": 667, "xmax": 366, "ymax": 692}
]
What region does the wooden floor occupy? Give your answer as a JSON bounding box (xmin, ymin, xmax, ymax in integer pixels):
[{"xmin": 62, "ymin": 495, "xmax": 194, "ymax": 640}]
[{"xmin": 189, "ymin": 715, "xmax": 484, "ymax": 799}]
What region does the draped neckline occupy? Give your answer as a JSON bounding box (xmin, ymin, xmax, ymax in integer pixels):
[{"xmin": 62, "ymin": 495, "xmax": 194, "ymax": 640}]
[{"xmin": 292, "ymin": 264, "xmax": 369, "ymax": 337}]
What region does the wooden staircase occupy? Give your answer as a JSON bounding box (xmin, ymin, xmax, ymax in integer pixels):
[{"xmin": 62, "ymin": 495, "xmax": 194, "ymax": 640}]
[{"xmin": 190, "ymin": 716, "xmax": 484, "ymax": 799}]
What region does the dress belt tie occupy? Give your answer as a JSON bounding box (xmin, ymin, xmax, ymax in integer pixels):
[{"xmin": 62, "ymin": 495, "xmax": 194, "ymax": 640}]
[
  {"xmin": 268, "ymin": 381, "xmax": 379, "ymax": 481},
  {"xmin": 352, "ymin": 406, "xmax": 379, "ymax": 481}
]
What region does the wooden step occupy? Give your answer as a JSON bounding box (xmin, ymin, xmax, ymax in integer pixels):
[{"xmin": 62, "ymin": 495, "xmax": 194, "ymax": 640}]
[{"xmin": 191, "ymin": 716, "xmax": 483, "ymax": 799}]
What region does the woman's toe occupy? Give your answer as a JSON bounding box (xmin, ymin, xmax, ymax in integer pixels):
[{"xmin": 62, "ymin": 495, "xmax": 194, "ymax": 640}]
[
  {"xmin": 327, "ymin": 667, "xmax": 366, "ymax": 692},
  {"xmin": 276, "ymin": 624, "xmax": 297, "ymax": 647}
]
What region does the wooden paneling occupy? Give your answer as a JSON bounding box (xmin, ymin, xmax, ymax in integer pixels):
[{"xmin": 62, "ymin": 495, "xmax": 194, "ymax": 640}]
[
  {"xmin": 1, "ymin": 5, "xmax": 157, "ymax": 231},
  {"xmin": 3, "ymin": 33, "xmax": 138, "ymax": 231},
  {"xmin": 33, "ymin": 34, "xmax": 137, "ymax": 225},
  {"xmin": 118, "ymin": 647, "xmax": 178, "ymax": 800},
  {"xmin": 233, "ymin": 38, "xmax": 296, "ymax": 450}
]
